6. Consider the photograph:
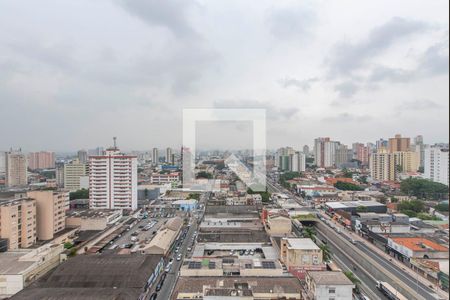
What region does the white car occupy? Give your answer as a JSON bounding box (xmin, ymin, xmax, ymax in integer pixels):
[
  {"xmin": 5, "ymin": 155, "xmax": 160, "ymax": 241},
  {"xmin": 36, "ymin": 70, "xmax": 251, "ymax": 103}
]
[
  {"xmin": 176, "ymin": 254, "xmax": 182, "ymax": 261},
  {"xmin": 165, "ymin": 261, "xmax": 173, "ymax": 272}
]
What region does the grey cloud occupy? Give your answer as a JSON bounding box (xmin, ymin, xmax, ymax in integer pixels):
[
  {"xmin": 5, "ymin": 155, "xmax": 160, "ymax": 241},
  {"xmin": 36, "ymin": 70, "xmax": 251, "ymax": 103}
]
[
  {"xmin": 266, "ymin": 5, "xmax": 317, "ymax": 39},
  {"xmin": 117, "ymin": 0, "xmax": 199, "ymax": 38},
  {"xmin": 322, "ymin": 112, "xmax": 372, "ymax": 123},
  {"xmin": 369, "ymin": 66, "xmax": 415, "ymax": 83},
  {"xmin": 327, "ymin": 17, "xmax": 432, "ymax": 77},
  {"xmin": 213, "ymin": 100, "xmax": 299, "ymax": 121},
  {"xmin": 396, "ymin": 99, "xmax": 443, "ymax": 111},
  {"xmin": 279, "ymin": 77, "xmax": 319, "ymax": 91},
  {"xmin": 334, "ymin": 81, "xmax": 360, "ymax": 98},
  {"xmin": 6, "ymin": 39, "xmax": 76, "ymax": 72},
  {"xmin": 419, "ymin": 39, "xmax": 449, "ymax": 76}
]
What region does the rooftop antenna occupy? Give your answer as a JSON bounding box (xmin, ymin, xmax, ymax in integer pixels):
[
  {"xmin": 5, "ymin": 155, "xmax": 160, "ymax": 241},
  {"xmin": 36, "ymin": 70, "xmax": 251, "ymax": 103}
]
[{"xmin": 113, "ymin": 137, "xmax": 117, "ymax": 149}]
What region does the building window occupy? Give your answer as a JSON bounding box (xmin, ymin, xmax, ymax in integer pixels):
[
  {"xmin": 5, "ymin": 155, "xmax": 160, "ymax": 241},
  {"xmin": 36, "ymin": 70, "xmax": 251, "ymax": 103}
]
[{"xmin": 329, "ymin": 288, "xmax": 336, "ymax": 294}]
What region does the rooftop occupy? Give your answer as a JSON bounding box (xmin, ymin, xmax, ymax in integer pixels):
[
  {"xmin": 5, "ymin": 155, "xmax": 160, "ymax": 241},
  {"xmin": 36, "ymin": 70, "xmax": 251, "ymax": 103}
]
[
  {"xmin": 284, "ymin": 238, "xmax": 320, "ymax": 250},
  {"xmin": 326, "ymin": 200, "xmax": 386, "ymax": 209},
  {"xmin": 390, "ymin": 237, "xmax": 449, "ymax": 252},
  {"xmin": 12, "ymin": 254, "xmax": 162, "ymax": 300},
  {"xmin": 66, "ymin": 209, "xmax": 121, "ymax": 218},
  {"xmin": 171, "ymin": 277, "xmax": 302, "ymax": 300},
  {"xmin": 308, "ymin": 271, "xmax": 354, "ymax": 285}
]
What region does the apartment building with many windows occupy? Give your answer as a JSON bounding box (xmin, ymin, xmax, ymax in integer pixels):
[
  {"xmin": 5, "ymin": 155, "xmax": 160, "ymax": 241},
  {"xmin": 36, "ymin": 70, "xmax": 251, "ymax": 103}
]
[
  {"xmin": 0, "ymin": 197, "xmax": 36, "ymax": 250},
  {"xmin": 27, "ymin": 190, "xmax": 68, "ymax": 240},
  {"xmin": 63, "ymin": 159, "xmax": 89, "ymax": 191},
  {"xmin": 89, "ymin": 148, "xmax": 137, "ymax": 210},
  {"xmin": 5, "ymin": 150, "xmax": 27, "ymax": 187},
  {"xmin": 424, "ymin": 146, "xmax": 449, "ymax": 186}
]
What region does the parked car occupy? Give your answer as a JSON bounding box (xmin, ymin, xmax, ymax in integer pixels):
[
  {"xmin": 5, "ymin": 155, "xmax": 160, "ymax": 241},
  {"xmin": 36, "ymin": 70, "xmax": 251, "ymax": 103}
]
[{"xmin": 149, "ymin": 293, "xmax": 157, "ymax": 300}]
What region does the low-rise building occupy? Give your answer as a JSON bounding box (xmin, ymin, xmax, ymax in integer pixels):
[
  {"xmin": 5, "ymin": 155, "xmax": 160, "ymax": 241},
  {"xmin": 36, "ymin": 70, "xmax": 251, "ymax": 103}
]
[
  {"xmin": 265, "ymin": 213, "xmax": 292, "ymax": 237},
  {"xmin": 143, "ymin": 217, "xmax": 182, "ymax": 255},
  {"xmin": 387, "ymin": 237, "xmax": 449, "ymax": 260},
  {"xmin": 280, "ymin": 238, "xmax": 324, "ymax": 278},
  {"xmin": 180, "ymin": 258, "xmax": 283, "ymax": 277},
  {"xmin": 325, "ymin": 200, "xmax": 387, "ymax": 215},
  {"xmin": 0, "ymin": 243, "xmax": 65, "ymax": 298},
  {"xmin": 11, "ymin": 254, "xmax": 164, "ymax": 300},
  {"xmin": 150, "ymin": 172, "xmax": 180, "ymax": 185},
  {"xmin": 303, "ymin": 271, "xmax": 354, "ymax": 300},
  {"xmin": 65, "ymin": 209, "xmax": 122, "ymax": 230},
  {"xmin": 171, "ymin": 277, "xmax": 303, "ymax": 300},
  {"xmin": 172, "ymin": 199, "xmax": 197, "ymax": 212}
]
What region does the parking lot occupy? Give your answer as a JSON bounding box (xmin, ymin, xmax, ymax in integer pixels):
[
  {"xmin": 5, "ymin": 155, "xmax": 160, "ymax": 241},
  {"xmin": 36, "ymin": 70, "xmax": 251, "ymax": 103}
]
[{"xmin": 102, "ymin": 206, "xmax": 182, "ymax": 254}]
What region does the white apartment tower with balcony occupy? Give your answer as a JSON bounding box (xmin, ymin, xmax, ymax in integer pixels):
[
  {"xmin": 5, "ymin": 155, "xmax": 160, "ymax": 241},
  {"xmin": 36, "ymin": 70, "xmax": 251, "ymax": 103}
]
[
  {"xmin": 424, "ymin": 146, "xmax": 449, "ymax": 186},
  {"xmin": 89, "ymin": 146, "xmax": 137, "ymax": 210}
]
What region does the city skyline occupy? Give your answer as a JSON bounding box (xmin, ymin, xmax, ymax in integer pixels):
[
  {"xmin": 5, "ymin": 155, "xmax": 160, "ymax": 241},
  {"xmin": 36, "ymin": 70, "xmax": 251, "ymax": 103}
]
[{"xmin": 0, "ymin": 0, "xmax": 448, "ymax": 151}]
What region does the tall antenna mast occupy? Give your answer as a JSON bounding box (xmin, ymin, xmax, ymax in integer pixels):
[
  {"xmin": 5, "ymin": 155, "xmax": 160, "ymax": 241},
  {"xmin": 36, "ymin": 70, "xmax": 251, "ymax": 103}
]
[{"xmin": 113, "ymin": 137, "xmax": 117, "ymax": 149}]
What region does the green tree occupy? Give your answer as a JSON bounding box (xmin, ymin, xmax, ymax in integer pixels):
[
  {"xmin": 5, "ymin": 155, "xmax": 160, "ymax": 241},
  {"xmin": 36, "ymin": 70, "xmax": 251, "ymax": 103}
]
[
  {"xmin": 187, "ymin": 193, "xmax": 200, "ymax": 200},
  {"xmin": 434, "ymin": 203, "xmax": 449, "ymax": 212},
  {"xmin": 247, "ymin": 185, "xmax": 271, "ymax": 203},
  {"xmin": 358, "ymin": 176, "xmax": 368, "ymax": 184},
  {"xmin": 302, "ymin": 226, "xmax": 316, "ymax": 242},
  {"xmin": 319, "ymin": 244, "xmax": 331, "ymax": 261},
  {"xmin": 342, "ymin": 168, "xmax": 354, "ymax": 178},
  {"xmin": 69, "ymin": 189, "xmax": 89, "ymax": 200},
  {"xmin": 334, "ymin": 181, "xmax": 363, "ymax": 191},
  {"xmin": 400, "ymin": 178, "xmax": 449, "ymax": 200},
  {"xmin": 68, "ymin": 248, "xmax": 77, "ymax": 257},
  {"xmin": 417, "ymin": 213, "xmax": 442, "ymax": 221},
  {"xmin": 398, "ymin": 200, "xmax": 425, "ymax": 213},
  {"xmin": 344, "ymin": 271, "xmax": 361, "ymax": 293},
  {"xmin": 196, "ymin": 171, "xmax": 213, "ymax": 179},
  {"xmin": 64, "ymin": 242, "xmax": 74, "ymax": 249}
]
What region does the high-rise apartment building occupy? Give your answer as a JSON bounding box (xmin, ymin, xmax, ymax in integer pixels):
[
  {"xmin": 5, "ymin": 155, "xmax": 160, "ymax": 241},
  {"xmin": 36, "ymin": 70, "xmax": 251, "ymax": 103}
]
[
  {"xmin": 27, "ymin": 151, "xmax": 55, "ymax": 170},
  {"xmin": 64, "ymin": 159, "xmax": 89, "ymax": 191},
  {"xmin": 275, "ymin": 147, "xmax": 296, "ymax": 169},
  {"xmin": 89, "ymin": 147, "xmax": 137, "ymax": 210},
  {"xmin": 370, "ymin": 151, "xmax": 419, "ymax": 181},
  {"xmin": 314, "ymin": 138, "xmax": 339, "ymax": 168},
  {"xmin": 27, "ymin": 190, "xmax": 68, "ymax": 240},
  {"xmin": 77, "ymin": 149, "xmax": 89, "ymax": 164},
  {"xmin": 303, "ymin": 145, "xmax": 310, "ymax": 156},
  {"xmin": 55, "ymin": 162, "xmax": 65, "ymax": 187},
  {"xmin": 376, "ymin": 138, "xmax": 388, "ymax": 151},
  {"xmin": 290, "ymin": 152, "xmax": 306, "ymax": 172},
  {"xmin": 166, "ymin": 147, "xmax": 173, "ymax": 164},
  {"xmin": 5, "ymin": 150, "xmax": 28, "ymax": 187},
  {"xmin": 412, "ymin": 135, "xmax": 426, "ymax": 168},
  {"xmin": 424, "ymin": 146, "xmax": 449, "ymax": 186},
  {"xmin": 335, "ymin": 144, "xmax": 350, "ymax": 168},
  {"xmin": 388, "ymin": 134, "xmax": 411, "ymax": 153},
  {"xmin": 0, "ymin": 196, "xmax": 36, "ymax": 250},
  {"xmin": 152, "ymin": 148, "xmax": 159, "ymax": 166},
  {"xmin": 0, "ymin": 151, "xmax": 6, "ymax": 175},
  {"xmin": 352, "ymin": 143, "xmax": 370, "ymax": 166}
]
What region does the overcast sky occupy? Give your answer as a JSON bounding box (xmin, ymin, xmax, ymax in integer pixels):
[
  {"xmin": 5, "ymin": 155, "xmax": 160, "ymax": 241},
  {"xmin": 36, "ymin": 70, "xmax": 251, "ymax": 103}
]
[{"xmin": 0, "ymin": 0, "xmax": 448, "ymax": 152}]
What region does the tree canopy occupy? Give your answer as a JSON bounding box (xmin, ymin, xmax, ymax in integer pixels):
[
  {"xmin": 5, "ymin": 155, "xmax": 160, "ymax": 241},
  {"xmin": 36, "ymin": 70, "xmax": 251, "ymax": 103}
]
[
  {"xmin": 334, "ymin": 181, "xmax": 363, "ymax": 191},
  {"xmin": 69, "ymin": 188, "xmax": 89, "ymax": 200},
  {"xmin": 196, "ymin": 171, "xmax": 213, "ymax": 179},
  {"xmin": 397, "ymin": 200, "xmax": 425, "ymax": 217},
  {"xmin": 247, "ymin": 185, "xmax": 271, "ymax": 202},
  {"xmin": 400, "ymin": 178, "xmax": 448, "ymax": 200},
  {"xmin": 434, "ymin": 203, "xmax": 449, "ymax": 212}
]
